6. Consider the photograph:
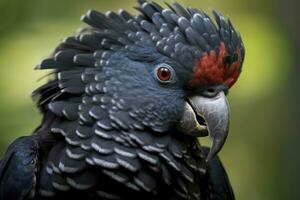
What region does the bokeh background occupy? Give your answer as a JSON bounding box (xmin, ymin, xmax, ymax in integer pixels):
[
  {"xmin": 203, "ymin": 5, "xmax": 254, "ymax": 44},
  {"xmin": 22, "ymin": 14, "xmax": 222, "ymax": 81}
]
[{"xmin": 0, "ymin": 0, "xmax": 299, "ymax": 199}]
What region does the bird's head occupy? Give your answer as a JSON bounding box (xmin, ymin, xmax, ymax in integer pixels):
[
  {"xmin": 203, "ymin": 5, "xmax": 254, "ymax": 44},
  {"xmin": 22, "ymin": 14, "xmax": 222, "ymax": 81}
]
[{"xmin": 36, "ymin": 1, "xmax": 244, "ymax": 161}]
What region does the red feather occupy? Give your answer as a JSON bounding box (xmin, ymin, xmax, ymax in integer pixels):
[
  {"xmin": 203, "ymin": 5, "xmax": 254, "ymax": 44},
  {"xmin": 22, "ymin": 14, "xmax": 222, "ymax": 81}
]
[{"xmin": 190, "ymin": 42, "xmax": 242, "ymax": 88}]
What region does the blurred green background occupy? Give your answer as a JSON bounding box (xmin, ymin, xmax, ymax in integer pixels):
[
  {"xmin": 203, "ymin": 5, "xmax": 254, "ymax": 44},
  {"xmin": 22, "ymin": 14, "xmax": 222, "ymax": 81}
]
[{"xmin": 0, "ymin": 0, "xmax": 299, "ymax": 199}]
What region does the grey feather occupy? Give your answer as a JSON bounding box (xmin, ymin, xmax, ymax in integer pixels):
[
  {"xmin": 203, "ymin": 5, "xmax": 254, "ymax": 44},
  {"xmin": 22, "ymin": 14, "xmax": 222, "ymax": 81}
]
[
  {"xmin": 136, "ymin": 149, "xmax": 159, "ymax": 165},
  {"xmin": 91, "ymin": 153, "xmax": 119, "ymax": 169},
  {"xmin": 159, "ymin": 151, "xmax": 181, "ymax": 171},
  {"xmin": 133, "ymin": 170, "xmax": 156, "ymax": 192},
  {"xmin": 116, "ymin": 155, "xmax": 140, "ymax": 172},
  {"xmin": 66, "ymin": 171, "xmax": 97, "ymax": 190}
]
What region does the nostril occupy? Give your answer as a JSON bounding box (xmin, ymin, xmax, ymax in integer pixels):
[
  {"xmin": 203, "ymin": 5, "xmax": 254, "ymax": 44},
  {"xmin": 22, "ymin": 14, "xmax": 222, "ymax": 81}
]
[
  {"xmin": 207, "ymin": 88, "xmax": 216, "ymax": 93},
  {"xmin": 202, "ymin": 88, "xmax": 218, "ymax": 98}
]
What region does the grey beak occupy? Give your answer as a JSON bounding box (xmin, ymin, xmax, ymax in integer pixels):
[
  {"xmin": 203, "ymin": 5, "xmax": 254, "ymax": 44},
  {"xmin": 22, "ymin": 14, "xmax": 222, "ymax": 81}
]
[{"xmin": 177, "ymin": 91, "xmax": 230, "ymax": 161}]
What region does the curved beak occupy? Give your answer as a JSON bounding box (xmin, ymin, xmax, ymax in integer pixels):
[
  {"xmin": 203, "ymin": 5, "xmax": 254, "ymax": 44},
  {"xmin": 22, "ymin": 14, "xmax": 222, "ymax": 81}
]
[{"xmin": 177, "ymin": 91, "xmax": 230, "ymax": 161}]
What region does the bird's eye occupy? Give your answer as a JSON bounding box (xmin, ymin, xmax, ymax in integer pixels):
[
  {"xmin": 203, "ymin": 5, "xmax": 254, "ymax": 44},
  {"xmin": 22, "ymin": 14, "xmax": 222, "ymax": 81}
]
[
  {"xmin": 157, "ymin": 67, "xmax": 171, "ymax": 81},
  {"xmin": 154, "ymin": 63, "xmax": 177, "ymax": 84}
]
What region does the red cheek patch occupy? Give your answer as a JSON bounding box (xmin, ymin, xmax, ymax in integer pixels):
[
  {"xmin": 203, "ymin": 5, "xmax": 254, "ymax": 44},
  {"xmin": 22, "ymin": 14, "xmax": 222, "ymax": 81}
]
[{"xmin": 190, "ymin": 42, "xmax": 242, "ymax": 88}]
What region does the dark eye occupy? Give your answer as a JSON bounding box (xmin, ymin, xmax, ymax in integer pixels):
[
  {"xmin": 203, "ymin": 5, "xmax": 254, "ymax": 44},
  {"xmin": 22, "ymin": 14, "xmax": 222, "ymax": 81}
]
[{"xmin": 157, "ymin": 67, "xmax": 171, "ymax": 81}]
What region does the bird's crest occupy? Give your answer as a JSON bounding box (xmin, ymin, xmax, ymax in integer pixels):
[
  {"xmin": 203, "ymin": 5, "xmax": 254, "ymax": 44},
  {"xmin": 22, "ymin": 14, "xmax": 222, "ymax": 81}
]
[
  {"xmin": 190, "ymin": 42, "xmax": 242, "ymax": 88},
  {"xmin": 35, "ymin": 0, "xmax": 245, "ymax": 104}
]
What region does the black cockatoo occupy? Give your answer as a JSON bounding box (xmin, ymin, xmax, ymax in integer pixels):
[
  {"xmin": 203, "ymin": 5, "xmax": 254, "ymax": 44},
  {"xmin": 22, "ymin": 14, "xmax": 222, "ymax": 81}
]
[{"xmin": 0, "ymin": 1, "xmax": 244, "ymax": 199}]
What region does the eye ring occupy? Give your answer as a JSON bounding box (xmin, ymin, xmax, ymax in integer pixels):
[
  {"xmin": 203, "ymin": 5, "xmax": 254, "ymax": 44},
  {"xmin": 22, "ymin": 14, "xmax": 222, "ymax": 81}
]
[
  {"xmin": 157, "ymin": 67, "xmax": 171, "ymax": 81},
  {"xmin": 154, "ymin": 64, "xmax": 177, "ymax": 84}
]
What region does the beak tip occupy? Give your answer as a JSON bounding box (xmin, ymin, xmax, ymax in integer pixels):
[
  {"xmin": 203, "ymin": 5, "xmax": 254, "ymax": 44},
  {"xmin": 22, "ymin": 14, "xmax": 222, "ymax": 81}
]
[
  {"xmin": 205, "ymin": 149, "xmax": 216, "ymax": 162},
  {"xmin": 205, "ymin": 138, "xmax": 226, "ymax": 162}
]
